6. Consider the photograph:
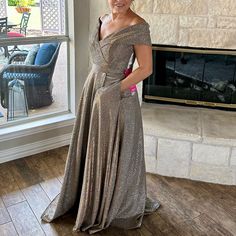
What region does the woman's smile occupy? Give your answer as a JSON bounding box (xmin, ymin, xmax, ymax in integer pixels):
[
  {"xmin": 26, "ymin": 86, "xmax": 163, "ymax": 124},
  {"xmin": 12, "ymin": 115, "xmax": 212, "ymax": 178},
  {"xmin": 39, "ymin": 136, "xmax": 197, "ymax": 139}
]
[
  {"xmin": 114, "ymin": 3, "xmax": 125, "ymax": 8},
  {"xmin": 109, "ymin": 0, "xmax": 133, "ymax": 13}
]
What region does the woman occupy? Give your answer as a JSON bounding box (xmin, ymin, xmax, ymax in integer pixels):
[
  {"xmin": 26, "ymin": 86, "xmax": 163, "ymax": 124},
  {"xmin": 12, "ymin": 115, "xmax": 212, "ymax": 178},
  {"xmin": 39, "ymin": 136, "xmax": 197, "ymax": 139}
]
[{"xmin": 41, "ymin": 0, "xmax": 160, "ymax": 234}]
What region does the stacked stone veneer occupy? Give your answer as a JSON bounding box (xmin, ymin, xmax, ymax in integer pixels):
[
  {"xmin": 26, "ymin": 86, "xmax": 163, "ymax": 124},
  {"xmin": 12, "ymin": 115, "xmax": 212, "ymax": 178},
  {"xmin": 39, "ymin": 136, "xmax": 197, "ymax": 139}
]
[
  {"xmin": 134, "ymin": 0, "xmax": 236, "ymax": 49},
  {"xmin": 90, "ymin": 0, "xmax": 236, "ymax": 49},
  {"xmin": 144, "ymin": 135, "xmax": 236, "ymax": 185},
  {"xmin": 142, "ymin": 104, "xmax": 236, "ymax": 185}
]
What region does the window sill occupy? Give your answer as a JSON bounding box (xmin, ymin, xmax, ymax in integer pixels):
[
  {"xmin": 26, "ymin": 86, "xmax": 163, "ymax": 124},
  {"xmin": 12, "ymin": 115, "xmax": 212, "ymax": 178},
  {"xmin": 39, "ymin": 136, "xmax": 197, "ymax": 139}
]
[{"xmin": 0, "ymin": 113, "xmax": 76, "ymax": 142}]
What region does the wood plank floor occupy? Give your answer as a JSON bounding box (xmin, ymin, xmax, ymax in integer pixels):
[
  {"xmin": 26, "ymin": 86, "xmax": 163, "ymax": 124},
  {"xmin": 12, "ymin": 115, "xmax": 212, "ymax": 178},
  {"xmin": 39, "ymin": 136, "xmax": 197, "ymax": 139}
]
[{"xmin": 0, "ymin": 146, "xmax": 236, "ymax": 236}]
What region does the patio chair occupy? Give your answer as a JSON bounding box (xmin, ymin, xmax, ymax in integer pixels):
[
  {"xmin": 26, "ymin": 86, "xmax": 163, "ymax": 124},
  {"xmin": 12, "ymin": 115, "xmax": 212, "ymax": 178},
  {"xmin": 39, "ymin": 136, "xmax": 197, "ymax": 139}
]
[
  {"xmin": 0, "ymin": 17, "xmax": 9, "ymax": 57},
  {"xmin": 0, "ymin": 42, "xmax": 61, "ymax": 109},
  {"xmin": 7, "ymin": 12, "xmax": 31, "ymax": 54}
]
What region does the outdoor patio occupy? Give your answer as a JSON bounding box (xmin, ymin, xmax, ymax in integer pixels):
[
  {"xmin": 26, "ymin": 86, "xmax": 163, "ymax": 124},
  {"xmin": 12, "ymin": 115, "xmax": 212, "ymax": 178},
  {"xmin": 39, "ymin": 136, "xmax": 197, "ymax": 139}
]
[
  {"xmin": 0, "ymin": 0, "xmax": 67, "ymax": 125},
  {"xmin": 0, "ymin": 42, "xmax": 68, "ymax": 125},
  {"xmin": 1, "ymin": 0, "xmax": 65, "ymax": 37}
]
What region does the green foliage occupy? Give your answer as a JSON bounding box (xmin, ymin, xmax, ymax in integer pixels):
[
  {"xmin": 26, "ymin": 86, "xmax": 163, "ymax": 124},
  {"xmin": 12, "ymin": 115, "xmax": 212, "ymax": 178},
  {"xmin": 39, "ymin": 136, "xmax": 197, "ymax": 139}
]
[
  {"xmin": 9, "ymin": 0, "xmax": 36, "ymax": 7},
  {"xmin": 8, "ymin": 0, "xmax": 18, "ymax": 6}
]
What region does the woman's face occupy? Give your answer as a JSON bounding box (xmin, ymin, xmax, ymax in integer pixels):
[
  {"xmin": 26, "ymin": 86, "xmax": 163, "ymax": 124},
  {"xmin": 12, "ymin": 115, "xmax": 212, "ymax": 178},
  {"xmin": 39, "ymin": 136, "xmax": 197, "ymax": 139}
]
[{"xmin": 108, "ymin": 0, "xmax": 133, "ymax": 14}]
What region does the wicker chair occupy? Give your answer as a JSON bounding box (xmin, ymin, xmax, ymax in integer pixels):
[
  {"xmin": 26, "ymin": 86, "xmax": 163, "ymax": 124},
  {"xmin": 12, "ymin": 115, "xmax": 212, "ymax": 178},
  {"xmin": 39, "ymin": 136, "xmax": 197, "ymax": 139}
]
[{"xmin": 0, "ymin": 43, "xmax": 61, "ymax": 109}]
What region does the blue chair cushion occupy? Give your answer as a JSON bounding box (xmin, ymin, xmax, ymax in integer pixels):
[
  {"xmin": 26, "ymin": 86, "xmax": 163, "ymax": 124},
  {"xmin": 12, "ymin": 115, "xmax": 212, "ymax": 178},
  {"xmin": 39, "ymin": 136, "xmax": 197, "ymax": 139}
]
[
  {"xmin": 34, "ymin": 43, "xmax": 58, "ymax": 65},
  {"xmin": 24, "ymin": 44, "xmax": 40, "ymax": 65}
]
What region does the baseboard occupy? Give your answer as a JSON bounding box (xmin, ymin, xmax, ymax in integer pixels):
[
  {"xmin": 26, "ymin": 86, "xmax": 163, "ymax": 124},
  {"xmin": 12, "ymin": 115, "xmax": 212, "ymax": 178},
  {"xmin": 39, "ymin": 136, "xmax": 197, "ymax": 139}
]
[{"xmin": 0, "ymin": 133, "xmax": 71, "ymax": 164}]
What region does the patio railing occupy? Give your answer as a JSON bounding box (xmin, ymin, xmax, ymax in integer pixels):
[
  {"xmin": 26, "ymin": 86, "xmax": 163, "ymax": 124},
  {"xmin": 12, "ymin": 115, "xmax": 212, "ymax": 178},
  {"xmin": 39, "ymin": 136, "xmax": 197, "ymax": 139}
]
[
  {"xmin": 0, "ymin": 0, "xmax": 7, "ymax": 18},
  {"xmin": 40, "ymin": 0, "xmax": 65, "ymax": 34}
]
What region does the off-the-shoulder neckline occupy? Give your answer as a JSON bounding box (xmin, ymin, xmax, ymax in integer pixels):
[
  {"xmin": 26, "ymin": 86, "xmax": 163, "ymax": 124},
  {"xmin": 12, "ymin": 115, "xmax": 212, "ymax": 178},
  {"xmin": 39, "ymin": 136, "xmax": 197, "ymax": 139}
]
[{"xmin": 98, "ymin": 15, "xmax": 149, "ymax": 42}]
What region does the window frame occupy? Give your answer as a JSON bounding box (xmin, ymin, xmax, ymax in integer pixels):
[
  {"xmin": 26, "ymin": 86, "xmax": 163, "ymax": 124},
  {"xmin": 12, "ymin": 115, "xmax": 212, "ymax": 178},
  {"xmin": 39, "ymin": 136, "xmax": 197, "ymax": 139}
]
[
  {"xmin": 0, "ymin": 0, "xmax": 82, "ymax": 142},
  {"xmin": 0, "ymin": 0, "xmax": 75, "ymax": 132}
]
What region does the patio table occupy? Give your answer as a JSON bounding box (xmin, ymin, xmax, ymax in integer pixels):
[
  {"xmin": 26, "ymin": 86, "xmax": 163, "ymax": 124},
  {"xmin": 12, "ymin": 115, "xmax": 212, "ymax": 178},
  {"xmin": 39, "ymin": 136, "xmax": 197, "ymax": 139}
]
[
  {"xmin": 7, "ymin": 21, "xmax": 18, "ymax": 29},
  {"xmin": 0, "ymin": 22, "xmax": 18, "ymax": 31}
]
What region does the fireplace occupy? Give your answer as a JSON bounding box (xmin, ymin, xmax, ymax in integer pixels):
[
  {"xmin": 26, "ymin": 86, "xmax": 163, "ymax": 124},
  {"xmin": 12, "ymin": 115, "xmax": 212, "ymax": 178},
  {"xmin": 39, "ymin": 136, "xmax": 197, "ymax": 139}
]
[{"xmin": 143, "ymin": 45, "xmax": 236, "ymax": 109}]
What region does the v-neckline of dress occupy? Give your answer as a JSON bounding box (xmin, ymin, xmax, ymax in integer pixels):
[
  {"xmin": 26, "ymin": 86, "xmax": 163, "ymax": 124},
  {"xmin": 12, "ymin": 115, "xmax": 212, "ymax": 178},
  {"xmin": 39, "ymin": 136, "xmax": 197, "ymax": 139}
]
[{"xmin": 97, "ymin": 17, "xmax": 148, "ymax": 43}]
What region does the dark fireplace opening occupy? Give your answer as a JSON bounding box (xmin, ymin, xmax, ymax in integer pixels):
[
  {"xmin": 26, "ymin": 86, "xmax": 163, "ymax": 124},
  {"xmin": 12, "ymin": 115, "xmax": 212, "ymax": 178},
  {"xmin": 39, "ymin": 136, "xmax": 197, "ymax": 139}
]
[{"xmin": 142, "ymin": 44, "xmax": 236, "ymax": 110}]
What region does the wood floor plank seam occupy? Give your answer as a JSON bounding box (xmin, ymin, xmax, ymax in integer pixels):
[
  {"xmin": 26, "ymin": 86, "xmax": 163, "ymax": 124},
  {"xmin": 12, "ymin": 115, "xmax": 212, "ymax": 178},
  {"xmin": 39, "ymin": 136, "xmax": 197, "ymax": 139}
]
[
  {"xmin": 4, "ymin": 202, "xmax": 21, "ymax": 236},
  {"xmin": 20, "ymin": 190, "xmax": 47, "ymax": 235}
]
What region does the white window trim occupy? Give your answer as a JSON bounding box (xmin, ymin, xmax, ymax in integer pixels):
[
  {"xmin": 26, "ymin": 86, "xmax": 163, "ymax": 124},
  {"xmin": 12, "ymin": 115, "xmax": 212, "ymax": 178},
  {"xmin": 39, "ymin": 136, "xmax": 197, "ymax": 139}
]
[{"xmin": 0, "ymin": 112, "xmax": 75, "ymax": 142}]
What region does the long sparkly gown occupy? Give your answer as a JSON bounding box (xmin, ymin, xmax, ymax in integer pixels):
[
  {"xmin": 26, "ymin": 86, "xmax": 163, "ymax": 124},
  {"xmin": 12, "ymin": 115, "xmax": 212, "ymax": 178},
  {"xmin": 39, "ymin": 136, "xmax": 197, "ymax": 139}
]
[{"xmin": 40, "ymin": 14, "xmax": 160, "ymax": 234}]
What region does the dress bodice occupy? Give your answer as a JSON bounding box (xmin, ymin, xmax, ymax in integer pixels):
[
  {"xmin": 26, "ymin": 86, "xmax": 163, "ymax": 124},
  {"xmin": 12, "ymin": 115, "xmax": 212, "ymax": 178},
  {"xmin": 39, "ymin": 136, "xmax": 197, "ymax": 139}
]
[{"xmin": 89, "ymin": 14, "xmax": 152, "ymax": 79}]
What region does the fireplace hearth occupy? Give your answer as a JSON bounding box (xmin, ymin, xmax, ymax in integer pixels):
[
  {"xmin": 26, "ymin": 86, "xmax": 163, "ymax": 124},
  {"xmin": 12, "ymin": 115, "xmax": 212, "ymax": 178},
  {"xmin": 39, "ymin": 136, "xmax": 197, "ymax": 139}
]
[{"xmin": 143, "ymin": 45, "xmax": 236, "ymax": 110}]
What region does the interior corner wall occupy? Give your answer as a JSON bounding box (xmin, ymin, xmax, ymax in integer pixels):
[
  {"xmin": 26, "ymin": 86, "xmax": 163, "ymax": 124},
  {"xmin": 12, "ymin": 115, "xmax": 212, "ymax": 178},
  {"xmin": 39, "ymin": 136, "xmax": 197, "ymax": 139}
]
[{"xmin": 89, "ymin": 0, "xmax": 109, "ymax": 33}]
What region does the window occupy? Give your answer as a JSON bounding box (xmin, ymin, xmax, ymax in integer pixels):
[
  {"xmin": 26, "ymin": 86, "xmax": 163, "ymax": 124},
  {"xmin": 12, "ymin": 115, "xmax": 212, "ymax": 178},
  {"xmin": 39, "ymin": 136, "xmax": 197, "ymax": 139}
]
[{"xmin": 0, "ymin": 0, "xmax": 70, "ymax": 127}]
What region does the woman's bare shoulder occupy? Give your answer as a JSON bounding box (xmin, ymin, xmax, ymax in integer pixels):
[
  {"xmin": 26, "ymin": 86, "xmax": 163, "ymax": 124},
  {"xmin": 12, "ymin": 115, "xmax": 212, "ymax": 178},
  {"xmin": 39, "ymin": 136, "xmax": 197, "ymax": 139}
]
[{"xmin": 130, "ymin": 14, "xmax": 147, "ymax": 25}]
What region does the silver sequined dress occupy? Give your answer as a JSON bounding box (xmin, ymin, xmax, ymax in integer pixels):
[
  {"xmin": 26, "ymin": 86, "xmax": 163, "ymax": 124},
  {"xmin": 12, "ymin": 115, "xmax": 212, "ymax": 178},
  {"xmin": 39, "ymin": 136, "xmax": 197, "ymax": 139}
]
[{"xmin": 40, "ymin": 14, "xmax": 160, "ymax": 234}]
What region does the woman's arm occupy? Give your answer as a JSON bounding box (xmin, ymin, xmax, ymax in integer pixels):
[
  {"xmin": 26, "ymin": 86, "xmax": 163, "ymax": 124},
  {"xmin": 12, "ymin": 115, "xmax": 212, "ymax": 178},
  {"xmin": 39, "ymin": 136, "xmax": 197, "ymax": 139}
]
[{"xmin": 120, "ymin": 44, "xmax": 153, "ymax": 92}]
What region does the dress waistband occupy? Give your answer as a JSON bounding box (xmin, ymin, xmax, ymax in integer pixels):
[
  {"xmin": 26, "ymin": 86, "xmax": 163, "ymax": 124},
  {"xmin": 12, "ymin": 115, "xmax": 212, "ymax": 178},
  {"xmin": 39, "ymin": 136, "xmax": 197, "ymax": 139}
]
[
  {"xmin": 91, "ymin": 63, "xmax": 134, "ymax": 98},
  {"xmin": 91, "ymin": 63, "xmax": 124, "ymax": 81},
  {"xmin": 91, "ymin": 63, "xmax": 108, "ymax": 73}
]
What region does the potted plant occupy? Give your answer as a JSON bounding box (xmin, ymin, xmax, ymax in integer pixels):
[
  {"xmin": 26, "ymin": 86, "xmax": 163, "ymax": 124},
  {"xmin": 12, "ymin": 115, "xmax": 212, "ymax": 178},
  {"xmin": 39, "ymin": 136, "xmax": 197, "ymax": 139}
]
[{"xmin": 15, "ymin": 0, "xmax": 34, "ymax": 13}]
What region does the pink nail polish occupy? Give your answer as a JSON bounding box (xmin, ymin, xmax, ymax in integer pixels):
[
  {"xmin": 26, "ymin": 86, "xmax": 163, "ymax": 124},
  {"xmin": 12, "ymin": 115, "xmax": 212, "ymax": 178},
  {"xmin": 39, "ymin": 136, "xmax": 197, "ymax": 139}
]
[{"xmin": 129, "ymin": 84, "xmax": 137, "ymax": 95}]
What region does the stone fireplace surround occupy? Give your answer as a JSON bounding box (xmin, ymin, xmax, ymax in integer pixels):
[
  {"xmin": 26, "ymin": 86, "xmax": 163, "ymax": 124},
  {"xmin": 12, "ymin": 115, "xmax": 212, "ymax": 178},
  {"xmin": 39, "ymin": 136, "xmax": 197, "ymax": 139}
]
[
  {"xmin": 90, "ymin": 0, "xmax": 236, "ymax": 185},
  {"xmin": 141, "ymin": 102, "xmax": 236, "ymax": 185}
]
